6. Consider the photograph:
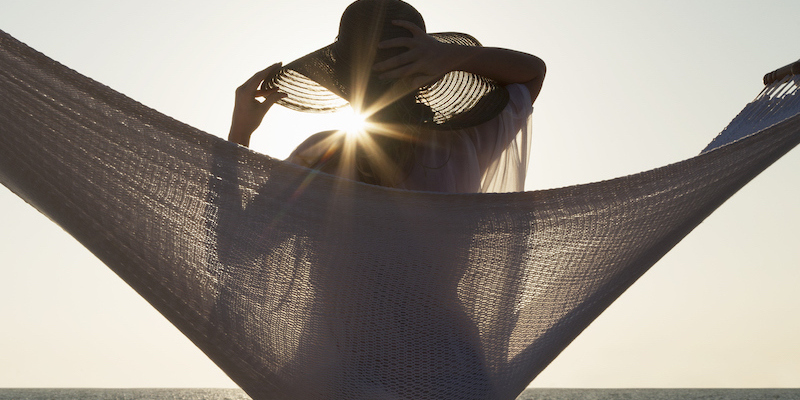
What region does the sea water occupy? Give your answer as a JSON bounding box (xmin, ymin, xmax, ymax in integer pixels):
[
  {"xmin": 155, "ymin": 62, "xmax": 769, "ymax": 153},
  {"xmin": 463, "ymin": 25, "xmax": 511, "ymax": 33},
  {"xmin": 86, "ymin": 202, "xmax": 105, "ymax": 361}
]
[
  {"xmin": 0, "ymin": 389, "xmax": 248, "ymax": 400},
  {"xmin": 1, "ymin": 388, "xmax": 799, "ymax": 399},
  {"xmin": 518, "ymin": 388, "xmax": 800, "ymax": 399}
]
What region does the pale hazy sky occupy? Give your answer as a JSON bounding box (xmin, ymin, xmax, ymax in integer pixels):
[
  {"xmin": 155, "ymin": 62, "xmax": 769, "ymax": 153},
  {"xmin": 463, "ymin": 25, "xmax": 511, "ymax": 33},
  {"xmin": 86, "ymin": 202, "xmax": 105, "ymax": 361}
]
[{"xmin": 1, "ymin": 0, "xmax": 799, "ymax": 389}]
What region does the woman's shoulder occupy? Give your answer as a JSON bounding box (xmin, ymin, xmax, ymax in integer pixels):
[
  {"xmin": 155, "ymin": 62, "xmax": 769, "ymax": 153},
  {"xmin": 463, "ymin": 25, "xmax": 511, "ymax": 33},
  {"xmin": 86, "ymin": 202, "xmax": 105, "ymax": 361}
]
[{"xmin": 285, "ymin": 130, "xmax": 343, "ymax": 167}]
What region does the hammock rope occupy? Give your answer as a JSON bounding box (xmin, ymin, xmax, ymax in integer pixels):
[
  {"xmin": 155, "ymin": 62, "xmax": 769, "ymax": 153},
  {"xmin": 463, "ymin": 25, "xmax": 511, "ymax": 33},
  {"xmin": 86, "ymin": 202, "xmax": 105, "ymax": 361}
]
[{"xmin": 1, "ymin": 30, "xmax": 799, "ymax": 400}]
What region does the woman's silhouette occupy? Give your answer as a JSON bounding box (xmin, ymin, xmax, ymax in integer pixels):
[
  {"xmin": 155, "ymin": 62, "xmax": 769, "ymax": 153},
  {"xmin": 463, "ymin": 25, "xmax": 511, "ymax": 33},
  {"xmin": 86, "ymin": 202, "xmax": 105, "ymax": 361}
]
[{"xmin": 228, "ymin": 0, "xmax": 545, "ymax": 193}]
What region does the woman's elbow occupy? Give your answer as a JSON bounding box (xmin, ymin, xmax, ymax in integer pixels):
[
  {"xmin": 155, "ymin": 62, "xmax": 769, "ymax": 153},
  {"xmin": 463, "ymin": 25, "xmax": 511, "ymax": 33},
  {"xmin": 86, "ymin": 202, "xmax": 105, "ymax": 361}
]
[{"xmin": 524, "ymin": 59, "xmax": 546, "ymax": 104}]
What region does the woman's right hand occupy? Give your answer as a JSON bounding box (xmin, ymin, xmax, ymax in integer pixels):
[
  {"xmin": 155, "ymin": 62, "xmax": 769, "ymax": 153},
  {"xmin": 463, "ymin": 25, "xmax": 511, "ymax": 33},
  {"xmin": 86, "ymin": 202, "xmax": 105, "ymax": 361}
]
[{"xmin": 228, "ymin": 63, "xmax": 287, "ymax": 147}]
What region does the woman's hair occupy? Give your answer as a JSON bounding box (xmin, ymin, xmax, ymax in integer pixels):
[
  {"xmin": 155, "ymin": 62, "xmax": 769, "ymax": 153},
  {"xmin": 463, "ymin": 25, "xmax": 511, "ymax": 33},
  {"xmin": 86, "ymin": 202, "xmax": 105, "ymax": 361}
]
[{"xmin": 355, "ymin": 101, "xmax": 426, "ymax": 187}]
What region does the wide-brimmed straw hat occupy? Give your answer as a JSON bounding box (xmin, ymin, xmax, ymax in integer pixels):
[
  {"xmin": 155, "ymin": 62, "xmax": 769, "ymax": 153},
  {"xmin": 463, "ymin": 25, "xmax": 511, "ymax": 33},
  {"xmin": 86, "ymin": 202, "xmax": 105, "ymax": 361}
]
[{"xmin": 268, "ymin": 0, "xmax": 509, "ymax": 130}]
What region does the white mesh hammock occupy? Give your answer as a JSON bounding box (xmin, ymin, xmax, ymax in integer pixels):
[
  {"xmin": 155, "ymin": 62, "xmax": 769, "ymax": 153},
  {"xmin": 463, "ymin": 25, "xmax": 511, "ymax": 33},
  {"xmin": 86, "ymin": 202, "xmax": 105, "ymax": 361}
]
[{"xmin": 1, "ymin": 29, "xmax": 799, "ymax": 400}]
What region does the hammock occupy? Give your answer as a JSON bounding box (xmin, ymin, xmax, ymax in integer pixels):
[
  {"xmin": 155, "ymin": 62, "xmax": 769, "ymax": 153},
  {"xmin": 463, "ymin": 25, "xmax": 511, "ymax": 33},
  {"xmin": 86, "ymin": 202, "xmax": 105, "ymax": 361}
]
[{"xmin": 1, "ymin": 29, "xmax": 799, "ymax": 400}]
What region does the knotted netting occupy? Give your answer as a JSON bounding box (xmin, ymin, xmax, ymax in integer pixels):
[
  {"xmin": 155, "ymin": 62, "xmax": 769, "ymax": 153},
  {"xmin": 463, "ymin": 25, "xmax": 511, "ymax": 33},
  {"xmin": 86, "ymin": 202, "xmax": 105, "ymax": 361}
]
[{"xmin": 1, "ymin": 30, "xmax": 798, "ymax": 399}]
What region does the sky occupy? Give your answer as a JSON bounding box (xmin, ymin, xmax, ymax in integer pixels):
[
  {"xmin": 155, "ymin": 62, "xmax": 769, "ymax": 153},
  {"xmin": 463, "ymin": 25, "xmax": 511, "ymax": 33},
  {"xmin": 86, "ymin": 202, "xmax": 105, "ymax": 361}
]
[{"xmin": 1, "ymin": 0, "xmax": 799, "ymax": 390}]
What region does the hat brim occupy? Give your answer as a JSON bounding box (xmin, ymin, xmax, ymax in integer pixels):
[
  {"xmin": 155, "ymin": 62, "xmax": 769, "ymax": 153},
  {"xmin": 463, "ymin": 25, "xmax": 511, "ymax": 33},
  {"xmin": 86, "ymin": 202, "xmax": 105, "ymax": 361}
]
[{"xmin": 268, "ymin": 32, "xmax": 510, "ymax": 130}]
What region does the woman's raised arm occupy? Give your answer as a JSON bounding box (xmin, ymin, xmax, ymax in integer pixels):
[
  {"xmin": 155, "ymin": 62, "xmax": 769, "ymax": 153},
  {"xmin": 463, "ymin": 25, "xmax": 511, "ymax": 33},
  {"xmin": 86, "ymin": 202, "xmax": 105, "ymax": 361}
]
[
  {"xmin": 227, "ymin": 63, "xmax": 287, "ymax": 147},
  {"xmin": 373, "ymin": 20, "xmax": 546, "ymax": 104}
]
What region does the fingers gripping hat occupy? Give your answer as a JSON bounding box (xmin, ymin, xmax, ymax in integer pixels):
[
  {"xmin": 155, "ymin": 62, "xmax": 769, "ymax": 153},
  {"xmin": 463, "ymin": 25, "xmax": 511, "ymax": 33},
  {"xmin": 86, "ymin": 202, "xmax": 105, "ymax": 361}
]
[{"xmin": 268, "ymin": 0, "xmax": 510, "ymax": 130}]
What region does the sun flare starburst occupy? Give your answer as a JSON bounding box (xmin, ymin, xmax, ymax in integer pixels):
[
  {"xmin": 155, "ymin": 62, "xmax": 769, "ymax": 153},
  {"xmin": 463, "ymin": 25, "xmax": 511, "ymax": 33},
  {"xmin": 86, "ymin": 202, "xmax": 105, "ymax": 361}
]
[{"xmin": 334, "ymin": 106, "xmax": 368, "ymax": 137}]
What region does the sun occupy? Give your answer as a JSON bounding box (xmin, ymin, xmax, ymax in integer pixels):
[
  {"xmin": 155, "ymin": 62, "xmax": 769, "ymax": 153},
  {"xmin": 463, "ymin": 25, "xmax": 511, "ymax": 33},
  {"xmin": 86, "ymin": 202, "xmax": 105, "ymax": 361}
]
[{"xmin": 332, "ymin": 106, "xmax": 368, "ymax": 137}]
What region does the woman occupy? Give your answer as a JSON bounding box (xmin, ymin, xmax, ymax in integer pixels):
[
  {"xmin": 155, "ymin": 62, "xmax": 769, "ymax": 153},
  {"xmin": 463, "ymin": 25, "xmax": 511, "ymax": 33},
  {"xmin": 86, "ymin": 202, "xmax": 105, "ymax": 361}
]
[{"xmin": 228, "ymin": 0, "xmax": 545, "ymax": 193}]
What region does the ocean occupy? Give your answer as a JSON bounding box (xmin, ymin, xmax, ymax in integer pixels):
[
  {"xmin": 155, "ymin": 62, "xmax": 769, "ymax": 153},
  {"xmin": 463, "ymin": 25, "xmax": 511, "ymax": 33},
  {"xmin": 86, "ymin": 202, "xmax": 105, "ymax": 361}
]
[{"xmin": 0, "ymin": 388, "xmax": 798, "ymax": 400}]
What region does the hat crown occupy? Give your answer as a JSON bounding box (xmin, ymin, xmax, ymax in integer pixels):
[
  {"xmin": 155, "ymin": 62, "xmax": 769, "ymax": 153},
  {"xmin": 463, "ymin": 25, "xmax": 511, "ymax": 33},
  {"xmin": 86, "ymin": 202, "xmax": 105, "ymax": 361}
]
[
  {"xmin": 335, "ymin": 0, "xmax": 425, "ymax": 69},
  {"xmin": 337, "ymin": 0, "xmax": 425, "ymax": 42}
]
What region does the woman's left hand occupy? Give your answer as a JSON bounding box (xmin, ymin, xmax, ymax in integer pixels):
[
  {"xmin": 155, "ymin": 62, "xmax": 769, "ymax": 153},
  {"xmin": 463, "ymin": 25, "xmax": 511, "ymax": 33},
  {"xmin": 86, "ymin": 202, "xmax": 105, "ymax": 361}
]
[
  {"xmin": 372, "ymin": 20, "xmax": 457, "ymax": 89},
  {"xmin": 228, "ymin": 63, "xmax": 287, "ymax": 147}
]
